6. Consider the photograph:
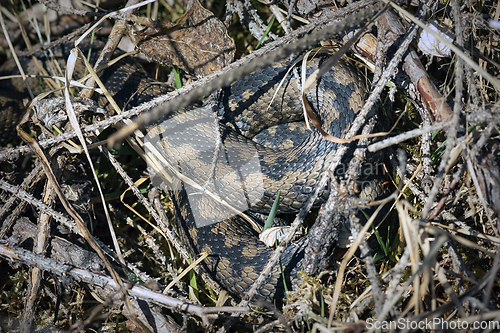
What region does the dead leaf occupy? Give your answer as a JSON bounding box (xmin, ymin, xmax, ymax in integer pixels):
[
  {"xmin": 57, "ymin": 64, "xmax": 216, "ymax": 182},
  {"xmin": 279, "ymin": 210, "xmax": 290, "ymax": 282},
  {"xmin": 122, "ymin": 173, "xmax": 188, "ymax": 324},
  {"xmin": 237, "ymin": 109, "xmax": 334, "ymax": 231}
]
[{"xmin": 132, "ymin": 0, "xmax": 235, "ymax": 77}]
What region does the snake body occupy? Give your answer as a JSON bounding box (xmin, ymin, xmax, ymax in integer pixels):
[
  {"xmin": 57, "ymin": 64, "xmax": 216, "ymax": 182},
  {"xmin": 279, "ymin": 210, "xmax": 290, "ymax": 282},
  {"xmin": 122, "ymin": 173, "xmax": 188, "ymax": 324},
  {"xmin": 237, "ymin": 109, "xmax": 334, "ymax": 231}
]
[
  {"xmin": 0, "ymin": 43, "xmax": 367, "ymax": 301},
  {"xmin": 146, "ymin": 54, "xmax": 367, "ymax": 300}
]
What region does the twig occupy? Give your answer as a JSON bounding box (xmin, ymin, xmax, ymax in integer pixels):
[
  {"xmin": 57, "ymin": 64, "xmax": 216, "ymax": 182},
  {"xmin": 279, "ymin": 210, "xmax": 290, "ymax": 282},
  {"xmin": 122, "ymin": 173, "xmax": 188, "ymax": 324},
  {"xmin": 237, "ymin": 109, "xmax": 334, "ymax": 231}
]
[
  {"xmin": 421, "ymin": 0, "xmax": 464, "ymax": 219},
  {"xmin": 428, "ymin": 162, "xmax": 466, "ymax": 220},
  {"xmin": 0, "ymin": 164, "xmax": 44, "ymax": 237},
  {"xmin": 38, "ymin": 0, "xmax": 91, "ymax": 17},
  {"xmin": 368, "ymin": 120, "xmax": 453, "ymax": 152},
  {"xmin": 0, "ymin": 3, "xmax": 383, "ymax": 161},
  {"xmin": 352, "ymin": 212, "xmax": 384, "ymax": 318},
  {"xmin": 16, "ymin": 21, "xmax": 96, "ymax": 57},
  {"xmin": 233, "ymin": 0, "xmax": 278, "ymax": 42},
  {"xmin": 20, "ymin": 177, "xmax": 57, "ymax": 333},
  {"xmin": 0, "ymin": 179, "xmax": 81, "ymax": 235},
  {"xmin": 0, "ymin": 241, "xmax": 250, "ymax": 326}
]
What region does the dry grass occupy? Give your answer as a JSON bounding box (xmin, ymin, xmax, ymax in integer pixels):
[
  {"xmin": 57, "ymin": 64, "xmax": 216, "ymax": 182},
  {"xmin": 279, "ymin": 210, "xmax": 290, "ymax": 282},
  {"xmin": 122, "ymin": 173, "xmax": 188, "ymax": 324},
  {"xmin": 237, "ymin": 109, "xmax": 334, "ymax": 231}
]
[{"xmin": 0, "ymin": 0, "xmax": 499, "ymax": 332}]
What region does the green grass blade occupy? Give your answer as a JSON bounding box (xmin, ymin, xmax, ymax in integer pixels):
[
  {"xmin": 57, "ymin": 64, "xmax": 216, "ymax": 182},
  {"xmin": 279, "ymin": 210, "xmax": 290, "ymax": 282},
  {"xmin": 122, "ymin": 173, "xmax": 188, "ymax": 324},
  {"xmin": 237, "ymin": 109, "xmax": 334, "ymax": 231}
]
[
  {"xmin": 173, "ymin": 65, "xmax": 182, "ymax": 89},
  {"xmin": 263, "ymin": 189, "xmax": 280, "ymax": 232},
  {"xmin": 255, "ymin": 16, "xmax": 275, "ymax": 50},
  {"xmin": 189, "ymin": 257, "xmax": 199, "ymax": 301}
]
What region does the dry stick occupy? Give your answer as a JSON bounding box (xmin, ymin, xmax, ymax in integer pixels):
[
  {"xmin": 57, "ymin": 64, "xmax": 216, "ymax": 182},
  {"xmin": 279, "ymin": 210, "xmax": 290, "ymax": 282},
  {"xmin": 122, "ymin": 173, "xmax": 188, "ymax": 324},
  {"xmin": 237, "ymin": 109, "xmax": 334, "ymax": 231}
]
[
  {"xmin": 465, "ymin": 64, "xmax": 481, "ymax": 107},
  {"xmin": 435, "ymin": 263, "xmax": 467, "ymax": 318},
  {"xmin": 63, "ymin": 103, "xmax": 127, "ymax": 269},
  {"xmin": 13, "ymin": 23, "xmax": 93, "ymax": 327},
  {"xmin": 421, "ymin": 0, "xmax": 463, "ymax": 220},
  {"xmin": 3, "ymin": 9, "xmax": 140, "ymax": 324},
  {"xmin": 11, "ymin": 3, "xmax": 68, "ymax": 96},
  {"xmin": 233, "ymin": 0, "xmax": 279, "ymax": 41},
  {"xmin": 109, "ymin": 1, "xmax": 386, "ymax": 145},
  {"xmin": 17, "ymin": 21, "xmax": 96, "ymax": 57},
  {"xmin": 372, "ymin": 15, "xmax": 387, "ymax": 83},
  {"xmin": 20, "ymin": 180, "xmax": 57, "ymax": 333},
  {"xmin": 301, "ymin": 178, "xmax": 341, "ymax": 276},
  {"xmin": 245, "ymin": 172, "xmax": 329, "ymax": 300},
  {"xmin": 0, "ymin": 88, "xmax": 167, "ymax": 160},
  {"xmin": 445, "ymin": 242, "xmax": 473, "ymax": 298},
  {"xmin": 436, "ymin": 219, "xmax": 500, "ymax": 245},
  {"xmin": 0, "ymin": 7, "xmax": 34, "ymax": 99},
  {"xmin": 0, "ymin": 107, "xmax": 145, "ymax": 161},
  {"xmin": 328, "ymin": 196, "xmax": 395, "ymax": 327},
  {"xmin": 300, "ymin": 22, "xmax": 381, "ymax": 144},
  {"xmin": 0, "ymin": 242, "xmax": 250, "ymax": 326},
  {"xmin": 395, "ymin": 162, "xmax": 427, "ymax": 203},
  {"xmin": 20, "ymin": 152, "xmax": 73, "ymax": 332},
  {"xmin": 0, "ymin": 179, "xmax": 81, "ymax": 235},
  {"xmin": 415, "ymin": 103, "xmax": 434, "ymax": 187},
  {"xmin": 38, "ymin": 0, "xmax": 89, "ymax": 17},
  {"xmin": 466, "ymin": 154, "xmax": 498, "ymax": 227},
  {"xmin": 376, "ymin": 248, "xmax": 410, "ymax": 318},
  {"xmin": 98, "ymin": 138, "xmax": 223, "ymax": 294},
  {"xmin": 303, "ymin": 113, "xmax": 377, "ymax": 275},
  {"xmin": 428, "ymin": 162, "xmax": 466, "ymax": 220},
  {"xmin": 445, "ymin": 229, "xmax": 480, "ymax": 271},
  {"xmin": 39, "ymin": 0, "xmax": 152, "ymax": 27},
  {"xmin": 254, "ymin": 319, "xmax": 283, "ymax": 333},
  {"xmin": 75, "ymin": 0, "xmax": 141, "ymax": 272},
  {"xmin": 151, "ymin": 191, "xmax": 222, "ymax": 295},
  {"xmin": 3, "ymin": 5, "xmax": 368, "ymax": 326},
  {"xmin": 482, "ymin": 244, "xmax": 500, "ymax": 318},
  {"xmin": 0, "ymin": 164, "xmax": 44, "ymax": 237},
  {"xmin": 465, "ymin": 122, "xmax": 499, "ymax": 235},
  {"xmin": 56, "ymin": 75, "xmax": 146, "ymax": 332},
  {"xmin": 351, "ymin": 212, "xmax": 383, "ymax": 312},
  {"xmin": 270, "ymin": 4, "xmax": 294, "ymax": 34},
  {"xmin": 97, "ymin": 143, "xmax": 192, "ymax": 271},
  {"xmin": 307, "ymin": 116, "xmax": 383, "ymax": 318},
  {"xmin": 0, "ymin": 178, "xmax": 218, "ymax": 326},
  {"xmin": 470, "ymin": 122, "xmax": 495, "ymax": 160},
  {"xmin": 368, "ymin": 120, "xmax": 453, "ymax": 152}
]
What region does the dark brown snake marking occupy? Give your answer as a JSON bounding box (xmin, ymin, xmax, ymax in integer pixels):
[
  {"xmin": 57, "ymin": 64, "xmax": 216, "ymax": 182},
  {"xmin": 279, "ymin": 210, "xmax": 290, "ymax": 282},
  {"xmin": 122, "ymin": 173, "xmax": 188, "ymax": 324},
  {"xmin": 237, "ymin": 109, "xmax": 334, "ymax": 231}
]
[{"xmin": 0, "ymin": 43, "xmax": 368, "ymax": 301}]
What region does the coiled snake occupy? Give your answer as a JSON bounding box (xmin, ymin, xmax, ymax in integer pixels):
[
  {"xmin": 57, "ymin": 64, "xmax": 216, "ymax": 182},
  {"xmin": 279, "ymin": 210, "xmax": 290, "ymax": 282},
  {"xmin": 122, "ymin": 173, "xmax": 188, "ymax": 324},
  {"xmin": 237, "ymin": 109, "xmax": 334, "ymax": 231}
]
[{"xmin": 0, "ymin": 43, "xmax": 368, "ymax": 301}]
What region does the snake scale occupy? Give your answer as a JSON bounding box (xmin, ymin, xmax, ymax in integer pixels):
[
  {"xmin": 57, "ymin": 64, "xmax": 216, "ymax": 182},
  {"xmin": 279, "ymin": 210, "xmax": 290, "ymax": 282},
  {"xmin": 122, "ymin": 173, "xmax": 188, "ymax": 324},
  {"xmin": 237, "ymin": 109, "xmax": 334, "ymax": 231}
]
[{"xmin": 0, "ymin": 42, "xmax": 368, "ymax": 301}]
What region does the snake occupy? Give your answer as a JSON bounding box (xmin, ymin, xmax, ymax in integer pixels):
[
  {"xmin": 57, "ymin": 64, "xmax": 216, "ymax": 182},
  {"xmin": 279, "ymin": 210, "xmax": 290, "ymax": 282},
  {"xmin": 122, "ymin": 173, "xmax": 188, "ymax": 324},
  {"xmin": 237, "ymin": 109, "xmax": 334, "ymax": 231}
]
[{"xmin": 0, "ymin": 42, "xmax": 368, "ymax": 302}]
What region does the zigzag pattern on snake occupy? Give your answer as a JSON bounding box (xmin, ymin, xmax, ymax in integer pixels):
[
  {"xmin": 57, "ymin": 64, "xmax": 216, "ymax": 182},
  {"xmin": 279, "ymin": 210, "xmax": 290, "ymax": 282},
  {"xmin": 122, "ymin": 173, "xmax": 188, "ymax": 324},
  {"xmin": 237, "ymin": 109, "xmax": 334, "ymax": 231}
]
[{"xmin": 0, "ymin": 43, "xmax": 368, "ymax": 302}]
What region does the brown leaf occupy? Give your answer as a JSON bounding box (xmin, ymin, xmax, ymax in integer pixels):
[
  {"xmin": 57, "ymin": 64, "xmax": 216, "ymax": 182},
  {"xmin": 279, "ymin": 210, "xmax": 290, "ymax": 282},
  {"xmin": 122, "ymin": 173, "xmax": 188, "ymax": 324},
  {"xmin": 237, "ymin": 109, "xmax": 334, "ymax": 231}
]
[{"xmin": 133, "ymin": 0, "xmax": 235, "ymax": 77}]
